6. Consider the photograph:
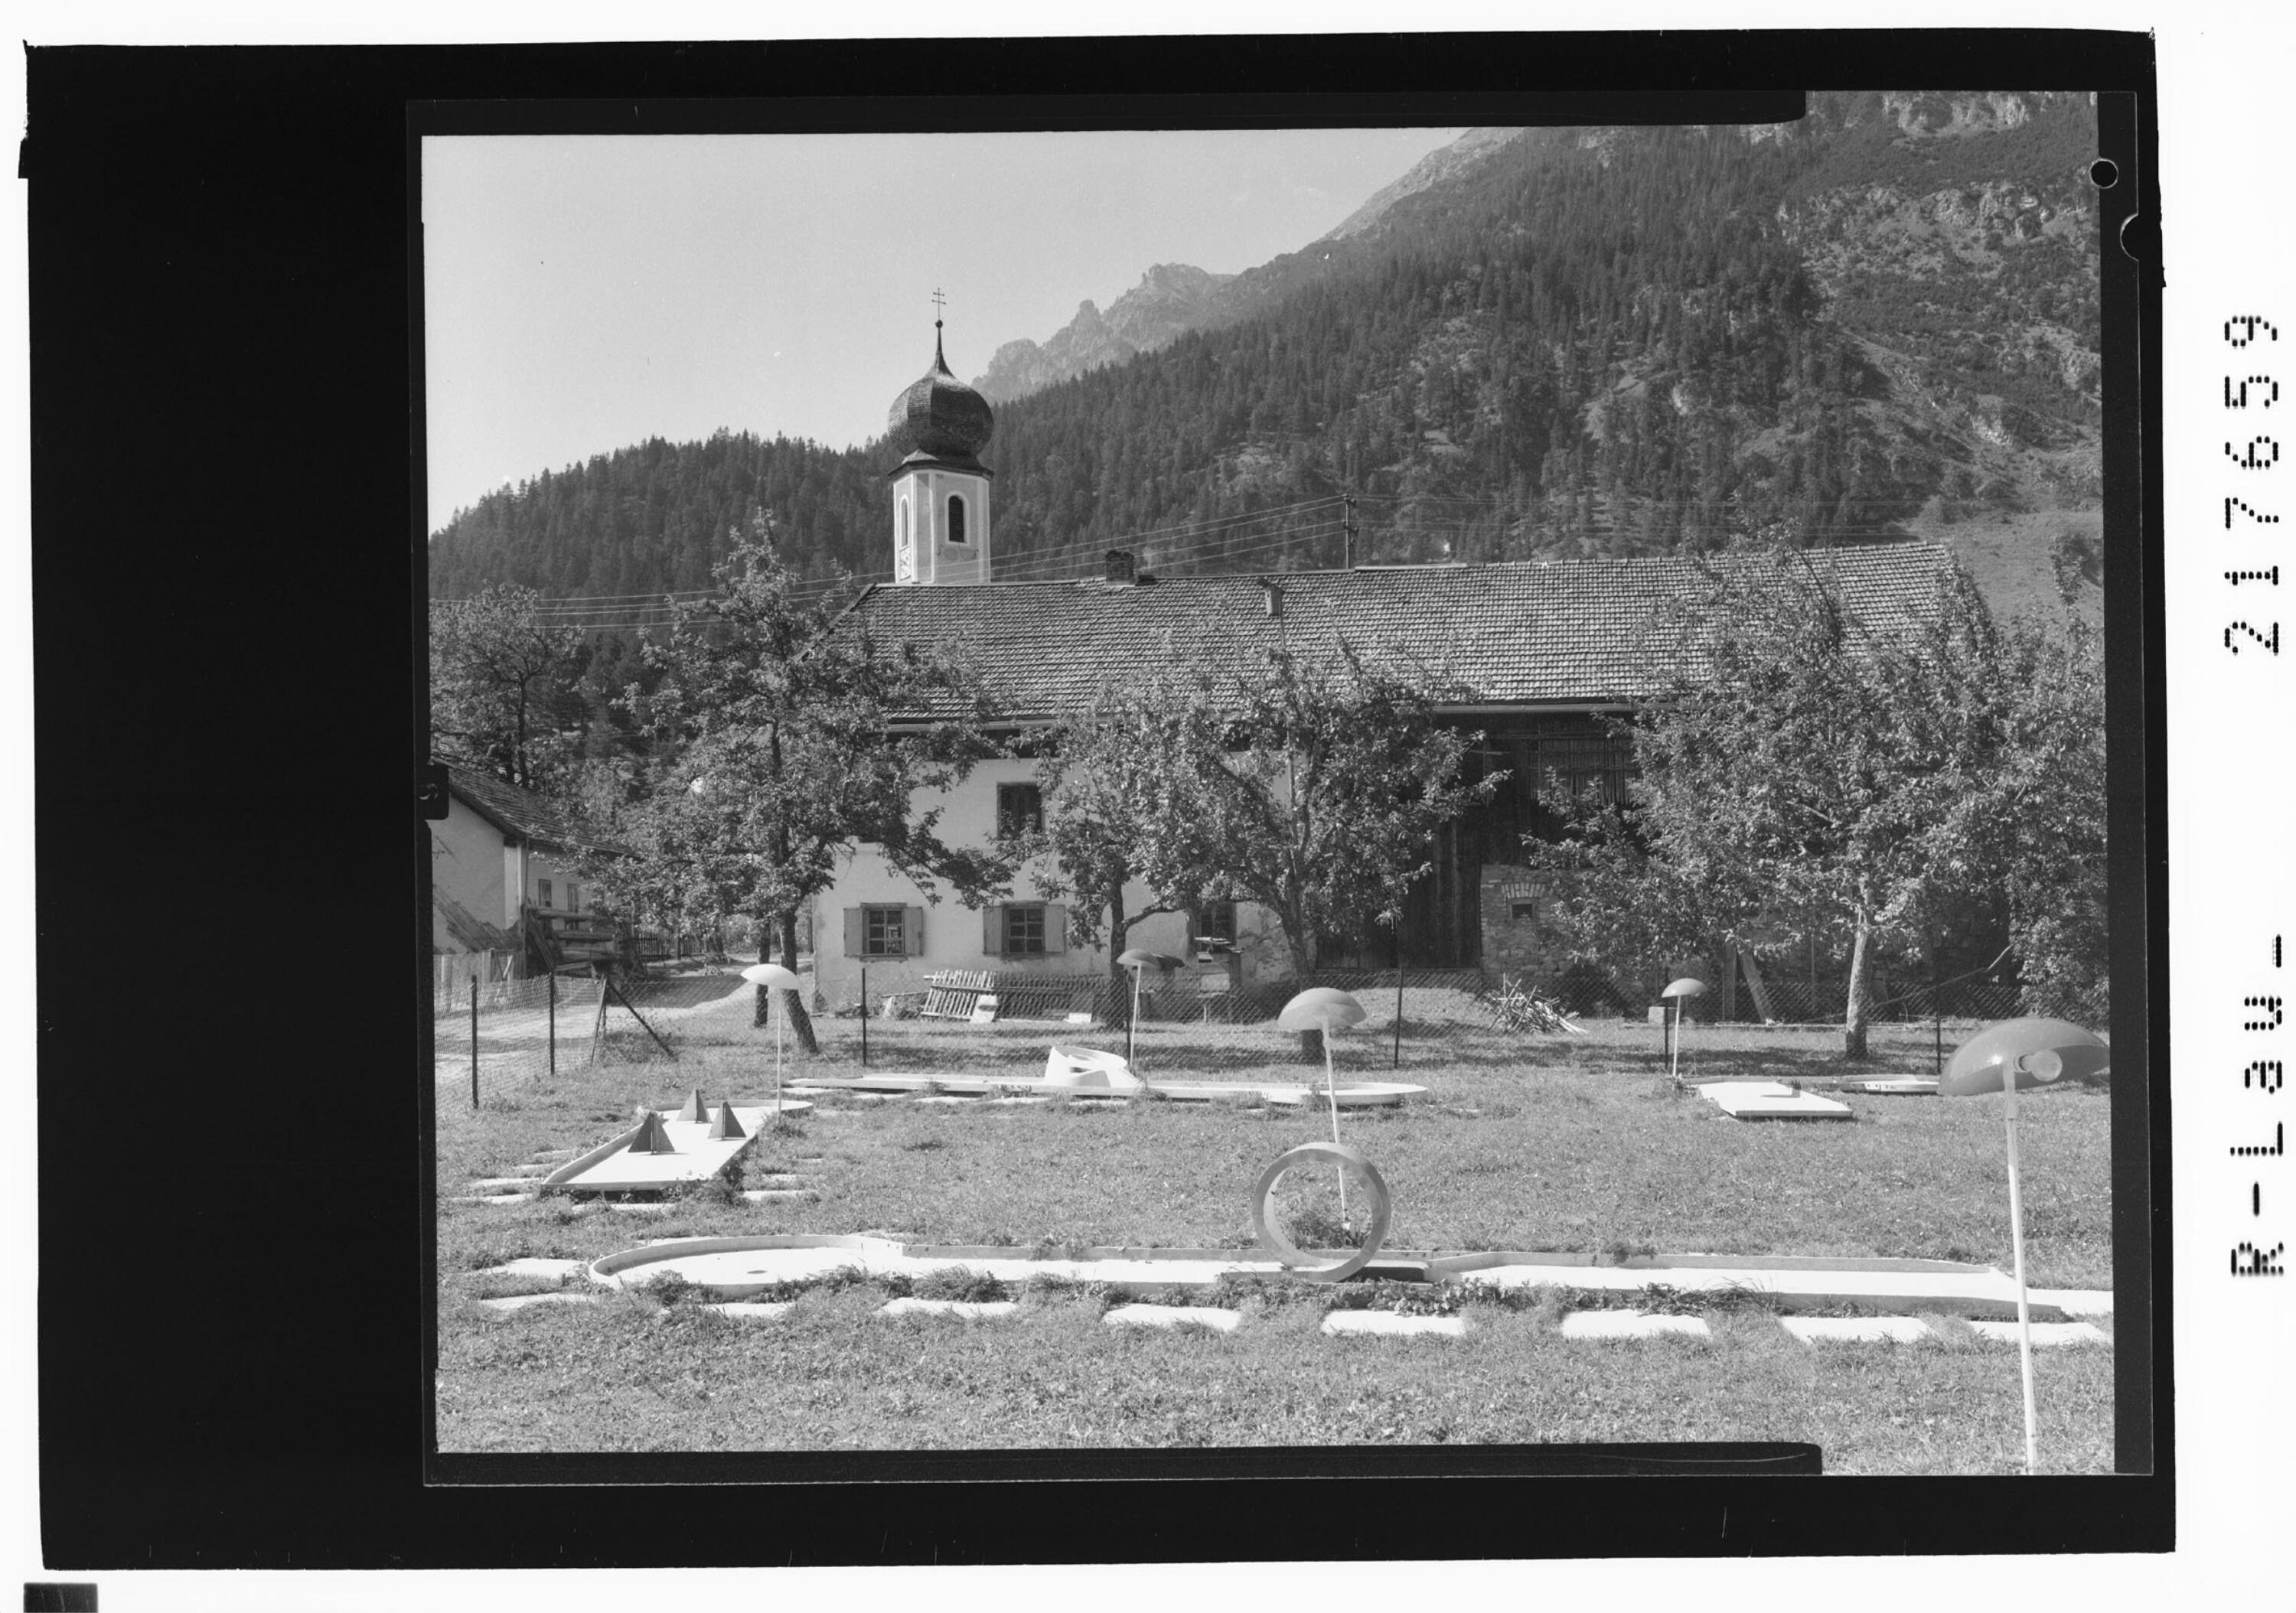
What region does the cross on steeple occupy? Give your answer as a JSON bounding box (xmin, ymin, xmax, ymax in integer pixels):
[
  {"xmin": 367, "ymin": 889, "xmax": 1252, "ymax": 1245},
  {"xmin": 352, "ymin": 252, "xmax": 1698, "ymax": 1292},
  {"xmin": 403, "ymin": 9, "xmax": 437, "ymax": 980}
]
[{"xmin": 931, "ymin": 287, "xmax": 946, "ymax": 329}]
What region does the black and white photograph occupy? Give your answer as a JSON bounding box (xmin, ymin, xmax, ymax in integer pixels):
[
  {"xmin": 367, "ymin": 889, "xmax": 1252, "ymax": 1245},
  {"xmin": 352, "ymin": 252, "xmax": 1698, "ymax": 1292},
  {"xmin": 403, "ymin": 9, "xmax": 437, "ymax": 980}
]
[
  {"xmin": 67, "ymin": 14, "xmax": 2296, "ymax": 1603},
  {"xmin": 424, "ymin": 94, "xmax": 2127, "ymax": 1472}
]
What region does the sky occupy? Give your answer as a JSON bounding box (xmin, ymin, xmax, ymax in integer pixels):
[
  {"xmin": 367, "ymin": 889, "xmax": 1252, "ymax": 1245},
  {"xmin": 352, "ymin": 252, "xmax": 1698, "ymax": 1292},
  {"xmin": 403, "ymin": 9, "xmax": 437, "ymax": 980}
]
[{"xmin": 421, "ymin": 127, "xmax": 1468, "ymax": 535}]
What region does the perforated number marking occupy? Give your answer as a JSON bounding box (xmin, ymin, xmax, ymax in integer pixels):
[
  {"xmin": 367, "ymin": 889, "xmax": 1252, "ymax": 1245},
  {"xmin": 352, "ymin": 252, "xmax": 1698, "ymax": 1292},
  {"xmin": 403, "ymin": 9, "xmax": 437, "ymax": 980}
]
[
  {"xmin": 2232, "ymin": 1241, "xmax": 2284, "ymax": 1276},
  {"xmin": 2223, "ymin": 320, "xmax": 2281, "ymax": 657},
  {"xmin": 2233, "ymin": 1124, "xmax": 2285, "ymax": 1158},
  {"xmin": 2237, "ymin": 940, "xmax": 2287, "ymax": 1272}
]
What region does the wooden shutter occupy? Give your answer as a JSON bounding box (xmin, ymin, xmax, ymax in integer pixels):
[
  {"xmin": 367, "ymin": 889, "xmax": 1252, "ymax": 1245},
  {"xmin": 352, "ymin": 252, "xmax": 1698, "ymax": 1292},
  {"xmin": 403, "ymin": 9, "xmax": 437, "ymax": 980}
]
[
  {"xmin": 843, "ymin": 908, "xmax": 865, "ymax": 957},
  {"xmin": 982, "ymin": 904, "xmax": 1003, "ymax": 956},
  {"xmin": 903, "ymin": 906, "xmax": 925, "ymax": 956},
  {"xmin": 1045, "ymin": 904, "xmax": 1067, "ymax": 953}
]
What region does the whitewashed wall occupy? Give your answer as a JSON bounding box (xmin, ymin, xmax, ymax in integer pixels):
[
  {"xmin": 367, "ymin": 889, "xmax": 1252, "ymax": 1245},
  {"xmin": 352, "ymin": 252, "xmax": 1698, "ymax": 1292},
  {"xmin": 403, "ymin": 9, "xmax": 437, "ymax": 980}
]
[{"xmin": 810, "ymin": 754, "xmax": 1287, "ymax": 1005}]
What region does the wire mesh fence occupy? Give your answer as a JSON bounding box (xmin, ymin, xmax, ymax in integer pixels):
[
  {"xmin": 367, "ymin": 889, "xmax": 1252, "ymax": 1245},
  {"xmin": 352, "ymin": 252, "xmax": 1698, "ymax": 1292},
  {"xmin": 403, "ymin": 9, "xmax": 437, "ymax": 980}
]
[
  {"xmin": 433, "ymin": 970, "xmax": 603, "ymax": 1101},
  {"xmin": 1534, "ymin": 958, "xmax": 2108, "ymax": 1035},
  {"xmin": 827, "ymin": 965, "xmax": 1537, "ymax": 1078},
  {"xmin": 432, "ymin": 949, "xmax": 523, "ymax": 1017},
  {"xmin": 432, "ymin": 952, "xmax": 2109, "ymax": 1100}
]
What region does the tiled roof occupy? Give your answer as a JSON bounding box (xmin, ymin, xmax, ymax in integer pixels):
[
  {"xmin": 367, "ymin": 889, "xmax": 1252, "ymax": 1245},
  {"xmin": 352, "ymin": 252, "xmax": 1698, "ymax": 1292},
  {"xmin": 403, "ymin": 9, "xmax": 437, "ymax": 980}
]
[
  {"xmin": 830, "ymin": 543, "xmax": 1956, "ymax": 721},
  {"xmin": 445, "ymin": 764, "xmax": 634, "ymax": 856}
]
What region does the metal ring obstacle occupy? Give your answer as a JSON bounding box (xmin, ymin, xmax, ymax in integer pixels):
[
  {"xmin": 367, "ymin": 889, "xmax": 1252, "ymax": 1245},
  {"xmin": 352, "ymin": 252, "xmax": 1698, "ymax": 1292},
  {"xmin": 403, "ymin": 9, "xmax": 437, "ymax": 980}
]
[{"xmin": 1251, "ymin": 1141, "xmax": 1393, "ymax": 1282}]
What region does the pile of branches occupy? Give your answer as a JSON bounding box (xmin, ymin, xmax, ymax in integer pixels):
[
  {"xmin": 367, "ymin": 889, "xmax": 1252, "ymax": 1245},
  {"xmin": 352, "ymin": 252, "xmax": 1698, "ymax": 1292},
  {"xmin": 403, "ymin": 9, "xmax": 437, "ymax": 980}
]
[{"xmin": 1485, "ymin": 975, "xmax": 1582, "ymax": 1036}]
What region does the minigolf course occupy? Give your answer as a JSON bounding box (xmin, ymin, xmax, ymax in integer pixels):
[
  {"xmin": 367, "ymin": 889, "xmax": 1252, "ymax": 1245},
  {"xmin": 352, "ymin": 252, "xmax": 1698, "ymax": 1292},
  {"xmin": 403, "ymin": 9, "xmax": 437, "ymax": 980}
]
[
  {"xmin": 582, "ymin": 1233, "xmax": 2097, "ymax": 1322},
  {"xmin": 541, "ymin": 1088, "xmax": 811, "ymax": 1194},
  {"xmin": 1697, "ymin": 1080, "xmax": 1855, "ymax": 1120},
  {"xmin": 790, "ymin": 1043, "xmax": 1424, "ymax": 1108}
]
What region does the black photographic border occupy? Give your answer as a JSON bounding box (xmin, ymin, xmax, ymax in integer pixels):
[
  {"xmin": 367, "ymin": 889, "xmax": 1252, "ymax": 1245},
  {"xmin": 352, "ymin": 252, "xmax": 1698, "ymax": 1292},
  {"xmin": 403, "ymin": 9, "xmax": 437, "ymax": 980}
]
[{"xmin": 28, "ymin": 28, "xmax": 2165, "ymax": 1569}]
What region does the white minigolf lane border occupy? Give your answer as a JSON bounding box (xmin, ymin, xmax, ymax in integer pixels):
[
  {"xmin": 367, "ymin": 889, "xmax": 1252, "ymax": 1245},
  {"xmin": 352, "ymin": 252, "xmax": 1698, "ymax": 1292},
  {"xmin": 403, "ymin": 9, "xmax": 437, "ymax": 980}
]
[
  {"xmin": 1559, "ymin": 1310, "xmax": 1713, "ymax": 1340},
  {"xmin": 1780, "ymin": 1315, "xmax": 1936, "ymax": 1344},
  {"xmin": 1104, "ymin": 1303, "xmax": 1244, "ymax": 1332},
  {"xmin": 1322, "ymin": 1311, "xmax": 1466, "ymax": 1338},
  {"xmin": 469, "ymin": 1275, "xmax": 2116, "ymax": 1347}
]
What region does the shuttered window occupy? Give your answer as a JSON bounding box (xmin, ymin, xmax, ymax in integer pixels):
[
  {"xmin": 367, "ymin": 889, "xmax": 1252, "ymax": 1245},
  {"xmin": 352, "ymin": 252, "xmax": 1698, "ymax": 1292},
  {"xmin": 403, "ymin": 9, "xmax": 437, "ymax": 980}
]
[
  {"xmin": 983, "ymin": 902, "xmax": 1065, "ymax": 956},
  {"xmin": 843, "ymin": 904, "xmax": 923, "ymax": 956}
]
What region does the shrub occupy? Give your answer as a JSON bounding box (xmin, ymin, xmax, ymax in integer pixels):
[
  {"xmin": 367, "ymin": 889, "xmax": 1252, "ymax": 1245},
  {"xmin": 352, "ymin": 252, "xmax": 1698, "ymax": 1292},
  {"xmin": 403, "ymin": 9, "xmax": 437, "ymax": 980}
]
[{"xmin": 914, "ymin": 1266, "xmax": 1009, "ymax": 1303}]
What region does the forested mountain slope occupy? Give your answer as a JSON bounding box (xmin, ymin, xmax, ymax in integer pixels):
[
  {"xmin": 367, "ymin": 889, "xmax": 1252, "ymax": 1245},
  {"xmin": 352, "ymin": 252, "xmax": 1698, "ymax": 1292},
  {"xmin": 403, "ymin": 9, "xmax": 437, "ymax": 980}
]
[{"xmin": 429, "ymin": 92, "xmax": 2102, "ymax": 630}]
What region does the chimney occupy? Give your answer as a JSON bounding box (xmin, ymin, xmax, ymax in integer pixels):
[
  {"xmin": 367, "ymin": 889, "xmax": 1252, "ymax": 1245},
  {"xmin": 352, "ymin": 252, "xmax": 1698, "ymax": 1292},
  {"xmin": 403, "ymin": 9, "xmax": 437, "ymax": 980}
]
[
  {"xmin": 1104, "ymin": 549, "xmax": 1137, "ymax": 585},
  {"xmin": 1260, "ymin": 576, "xmax": 1283, "ymax": 618}
]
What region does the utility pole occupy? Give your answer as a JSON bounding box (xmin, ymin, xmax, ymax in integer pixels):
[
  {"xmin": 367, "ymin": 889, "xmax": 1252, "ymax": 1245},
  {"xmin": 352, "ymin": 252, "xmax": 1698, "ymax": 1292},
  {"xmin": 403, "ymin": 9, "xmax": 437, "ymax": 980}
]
[{"xmin": 1342, "ymin": 494, "xmax": 1357, "ymax": 569}]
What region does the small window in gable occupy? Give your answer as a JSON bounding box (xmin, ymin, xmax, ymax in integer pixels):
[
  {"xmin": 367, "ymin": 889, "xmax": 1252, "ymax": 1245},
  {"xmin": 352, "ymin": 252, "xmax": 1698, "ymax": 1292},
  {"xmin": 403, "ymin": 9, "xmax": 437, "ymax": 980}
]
[
  {"xmin": 947, "ymin": 493, "xmax": 967, "ymax": 544},
  {"xmin": 997, "ymin": 782, "xmax": 1043, "ymax": 839}
]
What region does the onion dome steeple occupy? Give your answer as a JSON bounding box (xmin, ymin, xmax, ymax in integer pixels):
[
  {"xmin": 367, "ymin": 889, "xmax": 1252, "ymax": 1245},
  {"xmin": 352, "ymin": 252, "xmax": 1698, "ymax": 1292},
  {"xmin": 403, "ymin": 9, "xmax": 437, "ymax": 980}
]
[
  {"xmin": 887, "ymin": 315, "xmax": 994, "ymax": 473},
  {"xmin": 886, "ymin": 295, "xmax": 994, "ymax": 587}
]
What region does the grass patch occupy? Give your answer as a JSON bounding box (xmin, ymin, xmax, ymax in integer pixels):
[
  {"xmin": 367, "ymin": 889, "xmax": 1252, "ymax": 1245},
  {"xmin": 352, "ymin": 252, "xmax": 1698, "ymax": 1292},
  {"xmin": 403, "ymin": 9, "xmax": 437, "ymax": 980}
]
[
  {"xmin": 884, "ymin": 1267, "xmax": 1010, "ymax": 1303},
  {"xmin": 437, "ymin": 1275, "xmax": 2113, "ymax": 1469},
  {"xmin": 438, "ymin": 1018, "xmax": 2112, "ymax": 1463}
]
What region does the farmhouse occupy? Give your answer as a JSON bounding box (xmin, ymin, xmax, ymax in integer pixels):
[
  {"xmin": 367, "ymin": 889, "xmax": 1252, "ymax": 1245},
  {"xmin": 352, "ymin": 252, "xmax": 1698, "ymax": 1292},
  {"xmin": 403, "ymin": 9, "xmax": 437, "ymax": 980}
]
[
  {"xmin": 810, "ymin": 335, "xmax": 1956, "ymax": 1007},
  {"xmin": 430, "ymin": 761, "xmax": 631, "ymax": 972}
]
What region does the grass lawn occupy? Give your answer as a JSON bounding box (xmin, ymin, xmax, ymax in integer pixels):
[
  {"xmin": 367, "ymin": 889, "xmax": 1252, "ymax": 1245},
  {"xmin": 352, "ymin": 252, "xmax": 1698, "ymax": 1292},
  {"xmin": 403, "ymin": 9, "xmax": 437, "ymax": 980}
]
[{"xmin": 435, "ymin": 1015, "xmax": 2115, "ymax": 1468}]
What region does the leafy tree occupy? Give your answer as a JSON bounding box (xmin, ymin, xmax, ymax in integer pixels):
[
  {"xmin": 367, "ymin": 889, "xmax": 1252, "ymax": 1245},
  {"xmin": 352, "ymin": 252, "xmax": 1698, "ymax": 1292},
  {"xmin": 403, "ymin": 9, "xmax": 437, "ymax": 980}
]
[
  {"xmin": 1068, "ymin": 642, "xmax": 1497, "ymax": 1052},
  {"xmin": 429, "ymin": 584, "xmax": 588, "ymax": 791},
  {"xmin": 1525, "ymin": 552, "xmax": 2023, "ymax": 1059},
  {"xmin": 566, "ymin": 757, "xmax": 744, "ymax": 960},
  {"xmin": 612, "ymin": 519, "xmax": 1012, "ymax": 1051},
  {"xmin": 1961, "ymin": 610, "xmax": 2111, "ymax": 1018},
  {"xmin": 1026, "ymin": 700, "xmax": 1193, "ymax": 1020}
]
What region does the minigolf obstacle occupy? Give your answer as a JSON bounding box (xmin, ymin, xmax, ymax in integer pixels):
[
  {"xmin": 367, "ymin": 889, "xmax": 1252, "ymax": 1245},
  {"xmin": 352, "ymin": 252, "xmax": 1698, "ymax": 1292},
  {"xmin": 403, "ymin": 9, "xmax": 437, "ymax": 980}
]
[
  {"xmin": 1252, "ymin": 1140, "xmax": 1394, "ymax": 1282},
  {"xmin": 625, "ymin": 1110, "xmax": 674, "ymax": 1154},
  {"xmin": 541, "ymin": 1097, "xmax": 807, "ymax": 1194}
]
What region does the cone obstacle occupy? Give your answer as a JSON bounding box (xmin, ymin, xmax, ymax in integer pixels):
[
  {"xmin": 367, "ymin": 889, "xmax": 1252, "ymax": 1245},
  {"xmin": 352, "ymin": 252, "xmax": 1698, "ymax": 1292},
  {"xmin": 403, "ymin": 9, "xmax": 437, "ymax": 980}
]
[
  {"xmin": 625, "ymin": 1111, "xmax": 674, "ymax": 1154},
  {"xmin": 677, "ymin": 1088, "xmax": 710, "ymax": 1123},
  {"xmin": 707, "ymin": 1102, "xmax": 747, "ymax": 1140}
]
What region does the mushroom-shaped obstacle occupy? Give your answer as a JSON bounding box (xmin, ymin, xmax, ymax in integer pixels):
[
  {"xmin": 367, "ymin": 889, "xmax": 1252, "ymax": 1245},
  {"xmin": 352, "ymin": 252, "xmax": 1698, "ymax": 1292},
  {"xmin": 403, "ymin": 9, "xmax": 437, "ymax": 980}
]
[
  {"xmin": 742, "ymin": 961, "xmax": 805, "ymax": 1113},
  {"xmin": 1941, "ymin": 1015, "xmax": 2108, "ymax": 1475},
  {"xmin": 1277, "ymin": 987, "xmax": 1372, "ymax": 1214},
  {"xmin": 1117, "ymin": 948, "xmax": 1186, "ymax": 1075}
]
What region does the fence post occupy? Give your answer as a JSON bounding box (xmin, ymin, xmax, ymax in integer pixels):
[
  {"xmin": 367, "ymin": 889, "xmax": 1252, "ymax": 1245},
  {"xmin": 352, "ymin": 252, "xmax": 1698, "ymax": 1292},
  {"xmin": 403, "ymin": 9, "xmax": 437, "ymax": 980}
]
[
  {"xmin": 469, "ymin": 976, "xmax": 480, "ymax": 1111},
  {"xmin": 859, "ymin": 962, "xmax": 869, "ymax": 1068},
  {"xmin": 1931, "ymin": 948, "xmax": 1942, "ymax": 1077},
  {"xmin": 1393, "ymin": 967, "xmax": 1404, "ymax": 1070},
  {"xmin": 547, "ymin": 967, "xmax": 557, "ymax": 1080}
]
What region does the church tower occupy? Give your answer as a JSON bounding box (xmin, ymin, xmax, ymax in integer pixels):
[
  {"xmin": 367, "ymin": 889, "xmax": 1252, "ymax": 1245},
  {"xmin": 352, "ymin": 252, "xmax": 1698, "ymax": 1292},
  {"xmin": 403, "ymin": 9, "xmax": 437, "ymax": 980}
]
[{"xmin": 885, "ymin": 310, "xmax": 994, "ymax": 586}]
